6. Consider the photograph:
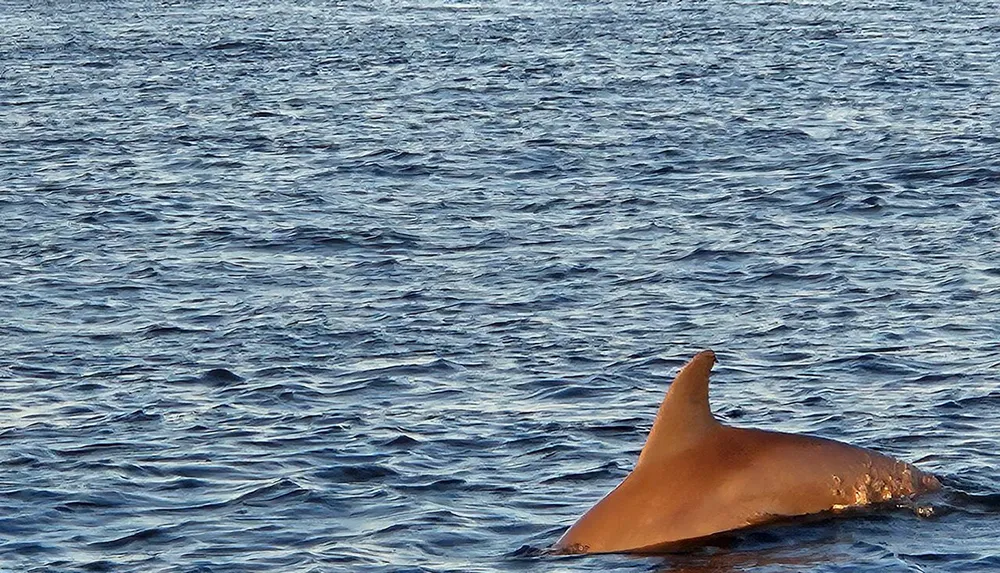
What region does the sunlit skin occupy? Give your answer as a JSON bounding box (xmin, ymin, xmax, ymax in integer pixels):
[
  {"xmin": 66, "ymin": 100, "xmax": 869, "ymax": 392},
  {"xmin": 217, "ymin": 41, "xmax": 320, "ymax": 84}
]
[{"xmin": 553, "ymin": 350, "xmax": 941, "ymax": 555}]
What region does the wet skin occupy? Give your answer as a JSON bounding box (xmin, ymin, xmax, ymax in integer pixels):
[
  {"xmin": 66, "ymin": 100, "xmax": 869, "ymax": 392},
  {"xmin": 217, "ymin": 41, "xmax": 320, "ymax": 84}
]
[{"xmin": 554, "ymin": 351, "xmax": 940, "ymax": 554}]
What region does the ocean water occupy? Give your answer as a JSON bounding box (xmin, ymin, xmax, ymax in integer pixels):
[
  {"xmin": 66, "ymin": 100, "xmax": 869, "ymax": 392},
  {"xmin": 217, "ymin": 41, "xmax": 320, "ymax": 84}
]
[{"xmin": 2, "ymin": 0, "xmax": 999, "ymax": 571}]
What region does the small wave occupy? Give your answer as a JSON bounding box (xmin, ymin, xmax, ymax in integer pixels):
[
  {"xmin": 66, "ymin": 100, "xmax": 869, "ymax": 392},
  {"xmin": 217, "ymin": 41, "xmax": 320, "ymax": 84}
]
[
  {"xmin": 946, "ymin": 391, "xmax": 1000, "ymax": 410},
  {"xmin": 246, "ymin": 225, "xmax": 421, "ymax": 253},
  {"xmin": 201, "ymin": 368, "xmax": 243, "ymax": 383},
  {"xmin": 508, "ymin": 544, "xmax": 549, "ymax": 558},
  {"xmin": 157, "ymin": 478, "xmax": 209, "ymax": 491},
  {"xmin": 55, "ymin": 442, "xmax": 143, "ymax": 458},
  {"xmin": 395, "ymin": 478, "xmax": 465, "ymax": 492},
  {"xmin": 140, "ymin": 323, "xmax": 199, "ymax": 337},
  {"xmin": 675, "ymin": 246, "xmax": 749, "ymax": 263},
  {"xmin": 945, "ymin": 168, "xmax": 1000, "ymax": 187},
  {"xmin": 109, "ymin": 409, "xmax": 161, "ymax": 424},
  {"xmin": 939, "ymin": 487, "xmax": 1000, "ymax": 515},
  {"xmin": 541, "ymin": 462, "xmax": 623, "ymax": 484},
  {"xmin": 314, "ymin": 464, "xmax": 399, "ymax": 483},
  {"xmin": 820, "ymin": 353, "xmax": 920, "ymax": 376},
  {"xmin": 512, "ymin": 197, "xmax": 569, "ymax": 213},
  {"xmin": 221, "ymin": 478, "xmax": 314, "ymax": 508},
  {"xmin": 169, "ymin": 368, "xmax": 246, "ymax": 387},
  {"xmin": 0, "ymin": 541, "xmax": 54, "ymax": 556},
  {"xmin": 379, "ymin": 434, "xmax": 421, "ymax": 448},
  {"xmin": 89, "ymin": 524, "xmax": 184, "ymax": 550},
  {"xmin": 204, "ymin": 39, "xmax": 272, "ymax": 52},
  {"xmin": 336, "ymin": 356, "xmax": 463, "ymax": 380},
  {"xmin": 50, "ymin": 492, "xmax": 128, "ymax": 510}
]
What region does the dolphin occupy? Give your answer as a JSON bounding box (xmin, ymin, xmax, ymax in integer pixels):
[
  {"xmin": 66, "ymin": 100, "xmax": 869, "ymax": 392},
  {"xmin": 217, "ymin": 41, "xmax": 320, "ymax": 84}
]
[{"xmin": 553, "ymin": 350, "xmax": 941, "ymax": 554}]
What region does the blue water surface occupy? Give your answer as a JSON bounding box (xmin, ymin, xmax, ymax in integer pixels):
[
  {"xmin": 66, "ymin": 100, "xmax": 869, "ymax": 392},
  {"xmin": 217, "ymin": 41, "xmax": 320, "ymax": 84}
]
[{"xmin": 2, "ymin": 0, "xmax": 999, "ymax": 571}]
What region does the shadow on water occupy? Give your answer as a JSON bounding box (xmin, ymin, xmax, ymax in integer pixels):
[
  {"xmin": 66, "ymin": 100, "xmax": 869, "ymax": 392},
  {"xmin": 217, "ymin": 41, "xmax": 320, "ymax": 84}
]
[
  {"xmin": 511, "ymin": 521, "xmax": 854, "ymax": 572},
  {"xmin": 934, "ymin": 473, "xmax": 1000, "ymax": 517},
  {"xmin": 651, "ymin": 545, "xmax": 847, "ymax": 573}
]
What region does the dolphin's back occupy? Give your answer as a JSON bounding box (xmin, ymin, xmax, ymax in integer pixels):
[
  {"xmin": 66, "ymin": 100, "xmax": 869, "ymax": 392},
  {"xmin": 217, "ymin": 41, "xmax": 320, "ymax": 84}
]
[
  {"xmin": 703, "ymin": 426, "xmax": 937, "ymax": 525},
  {"xmin": 553, "ymin": 351, "xmax": 940, "ymax": 555},
  {"xmin": 555, "ymin": 425, "xmax": 937, "ymax": 554}
]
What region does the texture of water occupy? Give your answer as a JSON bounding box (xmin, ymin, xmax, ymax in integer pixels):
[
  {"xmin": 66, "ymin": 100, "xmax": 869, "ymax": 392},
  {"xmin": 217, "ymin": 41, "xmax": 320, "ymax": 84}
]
[{"xmin": 2, "ymin": 0, "xmax": 1000, "ymax": 571}]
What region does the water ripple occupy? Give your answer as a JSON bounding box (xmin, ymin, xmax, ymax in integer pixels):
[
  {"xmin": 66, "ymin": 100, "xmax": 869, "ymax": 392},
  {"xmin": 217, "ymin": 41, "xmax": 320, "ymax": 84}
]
[{"xmin": 2, "ymin": 0, "xmax": 999, "ymax": 571}]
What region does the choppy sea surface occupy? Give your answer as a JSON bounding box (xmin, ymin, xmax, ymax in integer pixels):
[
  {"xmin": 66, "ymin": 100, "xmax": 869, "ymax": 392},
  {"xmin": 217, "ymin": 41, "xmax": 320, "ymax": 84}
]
[{"xmin": 2, "ymin": 0, "xmax": 1000, "ymax": 571}]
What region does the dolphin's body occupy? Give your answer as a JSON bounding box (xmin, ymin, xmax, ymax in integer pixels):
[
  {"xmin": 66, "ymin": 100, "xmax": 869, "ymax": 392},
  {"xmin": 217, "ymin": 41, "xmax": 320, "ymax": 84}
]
[{"xmin": 554, "ymin": 350, "xmax": 940, "ymax": 554}]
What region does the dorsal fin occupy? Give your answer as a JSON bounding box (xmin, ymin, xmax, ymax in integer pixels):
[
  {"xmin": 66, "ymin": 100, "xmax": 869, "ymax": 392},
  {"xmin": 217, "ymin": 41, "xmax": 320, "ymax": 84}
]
[{"xmin": 637, "ymin": 350, "xmax": 719, "ymax": 467}]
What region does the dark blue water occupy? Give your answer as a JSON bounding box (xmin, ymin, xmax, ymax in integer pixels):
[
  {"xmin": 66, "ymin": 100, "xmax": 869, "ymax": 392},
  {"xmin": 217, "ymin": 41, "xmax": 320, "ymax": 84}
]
[{"xmin": 2, "ymin": 0, "xmax": 1000, "ymax": 571}]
